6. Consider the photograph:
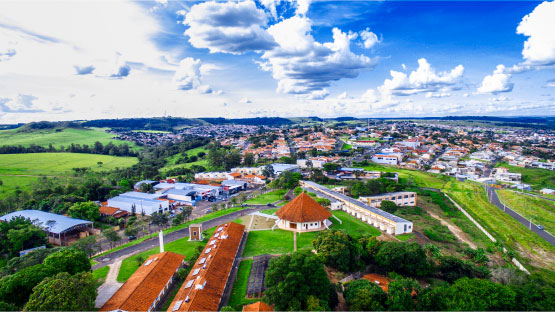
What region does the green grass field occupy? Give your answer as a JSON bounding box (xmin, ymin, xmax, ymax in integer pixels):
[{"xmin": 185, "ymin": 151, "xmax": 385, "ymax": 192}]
[
  {"xmin": 495, "ymin": 163, "xmax": 555, "ymax": 190},
  {"xmin": 92, "ymin": 266, "xmax": 110, "ymax": 286},
  {"xmin": 228, "ymin": 259, "xmax": 258, "ymax": 310},
  {"xmin": 245, "ymin": 189, "xmax": 287, "ymax": 205},
  {"xmin": 443, "ymin": 180, "xmax": 555, "ymax": 272},
  {"xmin": 161, "ymin": 146, "xmax": 210, "ymax": 174},
  {"xmin": 0, "ymin": 127, "xmax": 135, "ymax": 148},
  {"xmin": 496, "ymin": 189, "xmax": 555, "ymax": 234},
  {"xmin": 330, "ymin": 210, "xmax": 382, "ymax": 238},
  {"xmin": 357, "ymin": 163, "xmax": 450, "ymax": 189},
  {"xmin": 341, "ymin": 144, "xmax": 352, "ymax": 150},
  {"xmin": 242, "ymin": 229, "xmax": 294, "ymax": 257},
  {"xmin": 0, "ymin": 153, "xmax": 138, "ymax": 198},
  {"xmin": 117, "ymin": 228, "xmax": 216, "ymax": 282}
]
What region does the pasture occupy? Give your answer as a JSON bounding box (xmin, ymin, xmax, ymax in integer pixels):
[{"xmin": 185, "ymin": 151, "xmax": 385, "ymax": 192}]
[{"xmin": 0, "ymin": 127, "xmax": 135, "ymax": 148}]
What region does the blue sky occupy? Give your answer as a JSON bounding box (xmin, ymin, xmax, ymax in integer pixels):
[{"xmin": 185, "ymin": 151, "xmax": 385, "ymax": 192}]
[{"xmin": 0, "ymin": 0, "xmax": 554, "ymax": 123}]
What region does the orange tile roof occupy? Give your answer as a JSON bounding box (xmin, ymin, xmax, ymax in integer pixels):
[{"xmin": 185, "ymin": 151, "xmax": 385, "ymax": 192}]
[
  {"xmin": 229, "ymin": 172, "xmax": 242, "ymax": 177},
  {"xmin": 242, "ymin": 301, "xmax": 274, "ymax": 312},
  {"xmin": 99, "ymin": 206, "xmax": 119, "ymax": 215},
  {"xmin": 168, "ymin": 222, "xmax": 246, "ymax": 312},
  {"xmin": 276, "ymin": 193, "xmax": 332, "ymax": 223},
  {"xmin": 100, "ymin": 251, "xmax": 185, "ymax": 312}
]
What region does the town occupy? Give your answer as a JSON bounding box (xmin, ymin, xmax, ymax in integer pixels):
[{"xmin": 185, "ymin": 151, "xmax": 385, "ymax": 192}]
[{"xmin": 0, "ymin": 116, "xmax": 553, "ymax": 311}]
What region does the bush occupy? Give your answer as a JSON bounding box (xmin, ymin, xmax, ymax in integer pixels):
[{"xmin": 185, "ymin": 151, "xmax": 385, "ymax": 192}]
[{"xmin": 374, "ymin": 242, "xmax": 430, "ymax": 277}]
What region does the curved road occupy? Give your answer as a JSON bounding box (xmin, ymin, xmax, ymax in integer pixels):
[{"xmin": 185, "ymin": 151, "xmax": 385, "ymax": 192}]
[
  {"xmin": 486, "ymin": 185, "xmax": 555, "ymax": 246},
  {"xmin": 92, "ymin": 205, "xmax": 271, "ymax": 270}
]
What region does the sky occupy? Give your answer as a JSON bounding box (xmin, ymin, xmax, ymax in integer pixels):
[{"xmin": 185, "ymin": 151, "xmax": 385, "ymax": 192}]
[{"xmin": 0, "ymin": 0, "xmax": 554, "ymax": 123}]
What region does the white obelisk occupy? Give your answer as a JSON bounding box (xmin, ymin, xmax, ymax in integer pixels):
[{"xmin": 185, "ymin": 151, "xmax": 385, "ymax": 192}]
[{"xmin": 159, "ymin": 230, "xmax": 164, "ymax": 253}]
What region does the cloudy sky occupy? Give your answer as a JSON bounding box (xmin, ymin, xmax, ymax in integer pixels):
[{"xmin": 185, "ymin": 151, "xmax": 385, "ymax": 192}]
[{"xmin": 0, "ymin": 0, "xmax": 554, "ymax": 123}]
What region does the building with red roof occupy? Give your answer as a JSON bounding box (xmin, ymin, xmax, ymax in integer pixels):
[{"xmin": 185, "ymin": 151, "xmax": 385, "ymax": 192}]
[{"xmin": 275, "ymin": 192, "xmax": 332, "ymax": 232}]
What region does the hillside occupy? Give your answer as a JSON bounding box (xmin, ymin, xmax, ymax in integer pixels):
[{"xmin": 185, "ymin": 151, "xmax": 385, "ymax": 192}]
[{"xmin": 0, "ymin": 127, "xmax": 135, "ymax": 148}]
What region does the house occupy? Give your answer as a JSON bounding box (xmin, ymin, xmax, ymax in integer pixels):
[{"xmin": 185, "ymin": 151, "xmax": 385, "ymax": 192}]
[
  {"xmin": 168, "ymin": 222, "xmax": 246, "ymax": 312},
  {"xmin": 0, "ymin": 210, "xmax": 95, "ymax": 246},
  {"xmin": 494, "ymin": 167, "xmax": 522, "ymax": 182},
  {"xmin": 372, "ymin": 153, "xmax": 402, "ymax": 165},
  {"xmin": 98, "ymin": 205, "xmax": 129, "ymax": 219},
  {"xmin": 540, "ymin": 188, "xmax": 555, "ymax": 195},
  {"xmin": 275, "ymin": 193, "xmax": 332, "ymax": 232},
  {"xmin": 100, "ymin": 252, "xmax": 185, "ymax": 312},
  {"xmin": 359, "ymin": 192, "xmax": 417, "ymax": 208},
  {"xmin": 107, "ymin": 192, "xmax": 170, "ymax": 216}
]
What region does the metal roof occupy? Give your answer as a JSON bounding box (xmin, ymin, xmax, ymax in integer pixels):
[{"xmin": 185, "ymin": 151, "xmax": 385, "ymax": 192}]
[
  {"xmin": 0, "ymin": 210, "xmax": 92, "ymax": 234},
  {"xmin": 301, "ymin": 181, "xmax": 411, "ymax": 224}
]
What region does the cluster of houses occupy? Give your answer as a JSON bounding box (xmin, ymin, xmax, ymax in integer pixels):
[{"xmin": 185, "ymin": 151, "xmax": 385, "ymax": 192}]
[{"xmin": 290, "ymin": 130, "xmax": 337, "ymax": 153}]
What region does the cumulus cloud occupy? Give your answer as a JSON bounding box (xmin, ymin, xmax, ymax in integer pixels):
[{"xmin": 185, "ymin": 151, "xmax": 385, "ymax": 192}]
[
  {"xmin": 260, "ymin": 16, "xmax": 375, "ymax": 98},
  {"xmin": 359, "ymin": 28, "xmax": 380, "ymax": 49},
  {"xmin": 0, "ymin": 94, "xmax": 43, "ymax": 113},
  {"xmin": 110, "ymin": 62, "xmax": 131, "ymax": 78},
  {"xmin": 172, "ymin": 57, "xmax": 216, "ymax": 94},
  {"xmin": 378, "ymin": 58, "xmax": 464, "ymax": 96},
  {"xmin": 516, "ymin": 1, "xmax": 555, "ymax": 66},
  {"xmin": 183, "ymin": 1, "xmax": 277, "ymax": 54},
  {"xmin": 425, "ymin": 92, "xmax": 451, "ymax": 98},
  {"xmin": 74, "ymin": 65, "xmax": 95, "ymax": 75},
  {"xmin": 490, "ymin": 95, "xmax": 510, "ymax": 102},
  {"xmin": 239, "ymin": 97, "xmax": 252, "ymax": 104},
  {"xmin": 477, "ymin": 64, "xmax": 513, "ymax": 94}
]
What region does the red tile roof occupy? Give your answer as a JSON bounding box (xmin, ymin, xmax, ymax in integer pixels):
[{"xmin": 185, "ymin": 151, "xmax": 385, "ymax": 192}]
[
  {"xmin": 276, "ymin": 192, "xmax": 332, "ymax": 223},
  {"xmin": 100, "ymin": 251, "xmax": 185, "ymax": 312},
  {"xmin": 168, "ymin": 222, "xmax": 246, "ymax": 312},
  {"xmin": 243, "ymin": 301, "xmax": 274, "ymax": 312},
  {"xmin": 362, "ymin": 273, "xmax": 390, "ymax": 292}
]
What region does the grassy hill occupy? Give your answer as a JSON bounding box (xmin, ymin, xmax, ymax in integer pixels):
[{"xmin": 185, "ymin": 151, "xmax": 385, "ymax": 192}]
[
  {"xmin": 0, "ymin": 153, "xmax": 138, "ymax": 198},
  {"xmin": 161, "ymin": 146, "xmax": 210, "ymax": 174},
  {"xmin": 495, "ymin": 162, "xmax": 555, "ymax": 190},
  {"xmin": 0, "ymin": 127, "xmax": 135, "ymax": 148}
]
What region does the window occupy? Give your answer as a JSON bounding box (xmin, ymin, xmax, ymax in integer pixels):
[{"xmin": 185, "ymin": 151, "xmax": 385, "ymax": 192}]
[
  {"xmin": 193, "ymin": 268, "xmax": 200, "ymax": 275},
  {"xmin": 193, "ymin": 231, "xmax": 197, "ymax": 236}
]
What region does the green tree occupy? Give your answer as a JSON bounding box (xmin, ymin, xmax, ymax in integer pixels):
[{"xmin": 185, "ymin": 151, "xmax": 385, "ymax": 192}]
[
  {"xmin": 67, "ymin": 201, "xmax": 100, "ymax": 221},
  {"xmin": 124, "ymin": 225, "xmax": 139, "ymax": 237},
  {"xmin": 344, "ymin": 279, "xmax": 387, "ymax": 311},
  {"xmin": 322, "ymin": 162, "xmax": 339, "ymax": 173},
  {"xmin": 24, "ymin": 272, "xmax": 97, "ymax": 311},
  {"xmin": 102, "ymin": 228, "xmax": 121, "ymax": 248},
  {"xmin": 43, "ymin": 248, "xmax": 91, "ymax": 275},
  {"xmin": 243, "ymin": 153, "xmax": 255, "ymax": 167},
  {"xmin": 374, "ymin": 242, "xmax": 430, "ymax": 277},
  {"xmin": 262, "ymin": 165, "xmax": 275, "ymax": 178},
  {"xmin": 71, "ymin": 236, "xmax": 100, "ymax": 258},
  {"xmin": 150, "ymin": 212, "xmax": 169, "ymax": 229},
  {"xmin": 387, "ymin": 277, "xmax": 421, "ymax": 311},
  {"xmin": 139, "ymin": 183, "xmax": 154, "ymax": 193},
  {"xmin": 0, "ymin": 264, "xmax": 56, "ymax": 308},
  {"xmin": 264, "ymin": 251, "xmax": 331, "ymax": 311},
  {"xmin": 312, "ymin": 230, "xmax": 363, "ymax": 272},
  {"xmin": 380, "ymin": 200, "xmax": 398, "ymax": 214}
]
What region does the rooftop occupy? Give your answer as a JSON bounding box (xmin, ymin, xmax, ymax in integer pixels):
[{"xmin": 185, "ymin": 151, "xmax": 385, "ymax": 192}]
[
  {"xmin": 100, "ymin": 251, "xmax": 185, "ymax": 312},
  {"xmin": 0, "ymin": 210, "xmax": 92, "ymax": 235},
  {"xmin": 276, "ymin": 192, "xmax": 332, "ymax": 223},
  {"xmin": 242, "ymin": 301, "xmax": 274, "ymax": 312}
]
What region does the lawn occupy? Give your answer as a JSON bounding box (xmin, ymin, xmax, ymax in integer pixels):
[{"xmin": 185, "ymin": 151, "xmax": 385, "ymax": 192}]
[
  {"xmin": 341, "ymin": 144, "xmax": 352, "ymax": 150},
  {"xmin": 0, "ymin": 153, "xmax": 138, "ymax": 197},
  {"xmin": 497, "ymin": 189, "xmax": 555, "ymax": 234},
  {"xmin": 356, "ymin": 163, "xmax": 450, "ymax": 189},
  {"xmin": 92, "ymin": 266, "xmax": 110, "ymax": 286},
  {"xmin": 443, "ymin": 180, "xmax": 555, "ymax": 272},
  {"xmin": 0, "ymin": 127, "xmax": 135, "ymax": 148},
  {"xmin": 117, "ymin": 227, "xmax": 216, "ymax": 282},
  {"xmin": 228, "ymin": 259, "xmax": 258, "ymax": 310},
  {"xmin": 245, "ymin": 189, "xmax": 287, "ymax": 205},
  {"xmin": 0, "ymin": 153, "xmax": 138, "ymax": 176},
  {"xmin": 330, "ymin": 210, "xmax": 382, "ymax": 238},
  {"xmin": 242, "ymin": 229, "xmax": 294, "ymax": 257},
  {"xmin": 396, "ymin": 233, "xmax": 415, "ymax": 241},
  {"xmin": 495, "ymin": 162, "xmax": 555, "ymax": 190}
]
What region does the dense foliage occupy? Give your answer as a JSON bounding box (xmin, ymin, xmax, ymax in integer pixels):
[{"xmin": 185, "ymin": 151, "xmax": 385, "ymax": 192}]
[
  {"xmin": 0, "ymin": 217, "xmax": 47, "ymax": 259},
  {"xmin": 374, "ymin": 242, "xmax": 430, "ymax": 277},
  {"xmin": 0, "ymin": 141, "xmax": 137, "ymax": 156},
  {"xmin": 312, "ymin": 229, "xmax": 364, "ymax": 272}
]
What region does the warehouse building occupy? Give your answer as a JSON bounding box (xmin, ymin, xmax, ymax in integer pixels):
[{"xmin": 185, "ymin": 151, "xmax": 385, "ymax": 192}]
[
  {"xmin": 300, "ymin": 181, "xmax": 413, "ymax": 235},
  {"xmin": 107, "ymin": 192, "xmax": 170, "ymax": 216}
]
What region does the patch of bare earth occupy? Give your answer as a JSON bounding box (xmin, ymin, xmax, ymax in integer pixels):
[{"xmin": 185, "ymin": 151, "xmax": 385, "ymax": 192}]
[{"xmin": 426, "ymin": 210, "xmax": 477, "ymax": 249}]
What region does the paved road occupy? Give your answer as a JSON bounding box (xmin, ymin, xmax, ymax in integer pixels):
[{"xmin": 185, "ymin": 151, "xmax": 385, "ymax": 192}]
[
  {"xmin": 486, "ymin": 185, "xmax": 555, "ymax": 246},
  {"xmin": 92, "ymin": 206, "xmax": 270, "ymax": 270}
]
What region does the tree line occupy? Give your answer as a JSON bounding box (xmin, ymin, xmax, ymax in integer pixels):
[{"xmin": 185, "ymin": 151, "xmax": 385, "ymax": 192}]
[{"xmin": 0, "ymin": 141, "xmax": 137, "ymax": 157}]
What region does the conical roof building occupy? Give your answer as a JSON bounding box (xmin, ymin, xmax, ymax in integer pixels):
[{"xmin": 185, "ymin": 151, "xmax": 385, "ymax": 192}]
[{"xmin": 275, "ymin": 192, "xmax": 331, "ymax": 232}]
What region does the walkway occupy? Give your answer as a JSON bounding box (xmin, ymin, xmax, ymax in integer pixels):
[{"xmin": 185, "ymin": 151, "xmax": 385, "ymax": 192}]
[
  {"xmin": 95, "ymin": 258, "xmax": 124, "ymax": 308},
  {"xmin": 486, "ymin": 185, "xmax": 555, "ymax": 246}
]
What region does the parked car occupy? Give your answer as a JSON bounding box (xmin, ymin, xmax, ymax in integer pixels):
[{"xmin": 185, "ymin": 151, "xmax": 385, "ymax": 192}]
[
  {"xmin": 128, "ymin": 235, "xmax": 137, "ymax": 241},
  {"xmin": 267, "ymin": 203, "xmax": 274, "ymax": 207},
  {"xmin": 538, "ymin": 225, "xmax": 544, "ymax": 230}
]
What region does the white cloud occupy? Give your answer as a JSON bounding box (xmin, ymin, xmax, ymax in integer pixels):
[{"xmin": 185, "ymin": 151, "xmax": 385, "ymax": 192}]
[
  {"xmin": 425, "ymin": 92, "xmax": 451, "ymax": 98},
  {"xmin": 239, "ymin": 98, "xmax": 252, "ymax": 104},
  {"xmin": 260, "ymin": 16, "xmax": 375, "ymax": 98},
  {"xmin": 490, "ymin": 95, "xmax": 510, "ymax": 102},
  {"xmin": 477, "ymin": 64, "xmax": 513, "ymax": 94},
  {"xmin": 545, "ymin": 79, "xmax": 555, "ymax": 87},
  {"xmin": 183, "ymin": 1, "xmax": 276, "ymax": 54},
  {"xmin": 516, "ymin": 1, "xmax": 555, "ymax": 66},
  {"xmin": 173, "ymin": 57, "xmax": 207, "ymax": 92},
  {"xmin": 378, "ymin": 58, "xmax": 464, "ymax": 96},
  {"xmin": 0, "ymin": 94, "xmax": 43, "ymax": 113},
  {"xmin": 359, "ymin": 28, "xmax": 380, "ymax": 49}
]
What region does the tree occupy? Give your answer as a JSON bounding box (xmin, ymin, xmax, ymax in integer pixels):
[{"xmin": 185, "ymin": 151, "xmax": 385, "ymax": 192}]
[
  {"xmin": 380, "ymin": 200, "xmax": 398, "ymax": 214},
  {"xmin": 436, "ymin": 256, "xmax": 490, "ymax": 283},
  {"xmin": 387, "ymin": 277, "xmax": 421, "ymax": 311},
  {"xmin": 220, "ymin": 306, "xmax": 234, "ymax": 312},
  {"xmin": 243, "ymin": 153, "xmax": 255, "ymax": 167},
  {"xmin": 0, "ymin": 264, "xmax": 56, "ymax": 308},
  {"xmin": 312, "ymin": 230, "xmax": 363, "ymax": 272},
  {"xmin": 43, "ymin": 248, "xmax": 91, "ymax": 275},
  {"xmin": 135, "ymin": 255, "xmax": 146, "ymax": 267},
  {"xmin": 344, "ymin": 279, "xmax": 387, "ymax": 311},
  {"xmin": 103, "ymin": 228, "xmax": 121, "ymax": 248},
  {"xmin": 323, "ymin": 162, "xmax": 339, "ymax": 173},
  {"xmin": 374, "ymin": 242, "xmax": 430, "ymax": 277},
  {"xmin": 305, "ymin": 160, "xmax": 313, "ymax": 170},
  {"xmin": 264, "ymin": 251, "xmax": 331, "ymax": 311},
  {"xmin": 262, "ymin": 165, "xmax": 275, "ymax": 178},
  {"xmin": 24, "ymin": 272, "xmax": 97, "ymax": 311},
  {"xmin": 67, "ymin": 201, "xmax": 100, "ymax": 221},
  {"xmin": 150, "ymin": 212, "xmax": 169, "ymax": 229},
  {"xmin": 124, "ymin": 225, "xmax": 139, "ymax": 237},
  {"xmin": 71, "ymin": 236, "xmax": 100, "ymax": 258},
  {"xmin": 139, "ymin": 183, "xmax": 154, "ymax": 193}
]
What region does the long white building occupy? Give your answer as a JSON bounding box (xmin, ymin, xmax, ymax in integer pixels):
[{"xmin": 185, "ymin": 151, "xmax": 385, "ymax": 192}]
[
  {"xmin": 300, "ymin": 180, "xmax": 413, "ymax": 235},
  {"xmin": 107, "ymin": 192, "xmax": 170, "ymax": 216},
  {"xmin": 359, "ymin": 191, "xmax": 417, "ymax": 208}
]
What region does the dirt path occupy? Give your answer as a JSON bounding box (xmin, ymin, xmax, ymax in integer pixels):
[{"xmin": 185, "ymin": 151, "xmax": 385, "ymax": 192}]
[
  {"xmin": 426, "ymin": 210, "xmax": 477, "ymax": 249},
  {"xmin": 95, "ymin": 258, "xmax": 124, "ymax": 308}
]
